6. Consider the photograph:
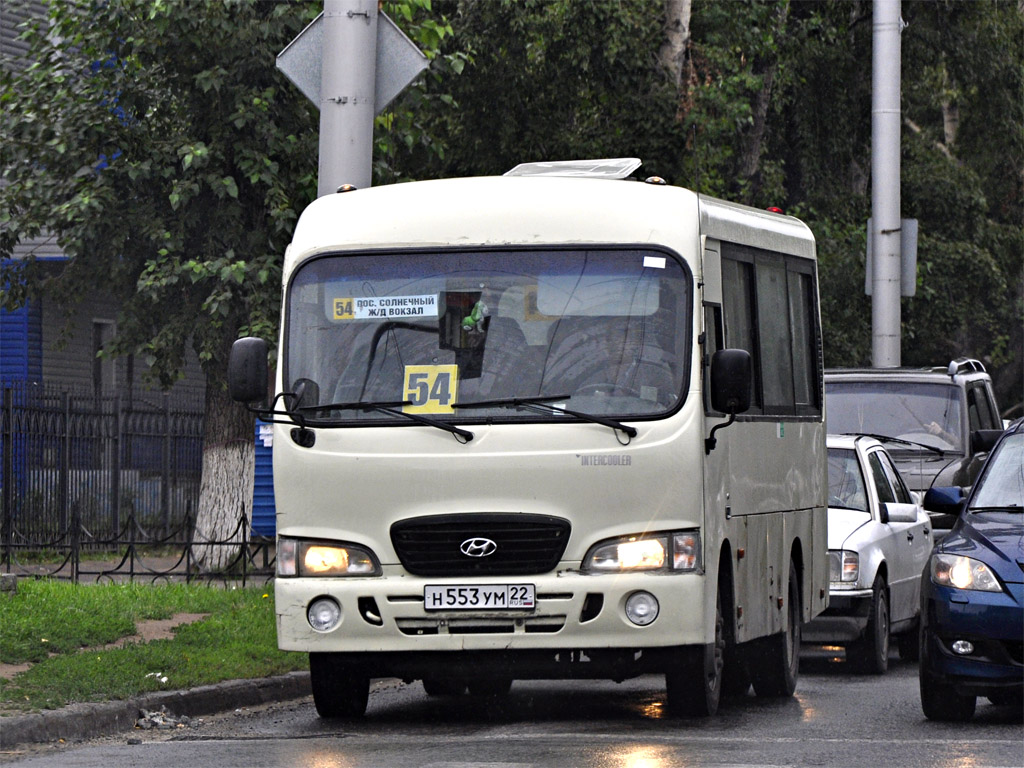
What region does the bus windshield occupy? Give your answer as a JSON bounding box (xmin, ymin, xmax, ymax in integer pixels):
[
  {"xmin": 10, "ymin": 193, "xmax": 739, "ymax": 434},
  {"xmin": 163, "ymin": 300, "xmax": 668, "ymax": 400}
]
[{"xmin": 284, "ymin": 247, "xmax": 692, "ymax": 425}]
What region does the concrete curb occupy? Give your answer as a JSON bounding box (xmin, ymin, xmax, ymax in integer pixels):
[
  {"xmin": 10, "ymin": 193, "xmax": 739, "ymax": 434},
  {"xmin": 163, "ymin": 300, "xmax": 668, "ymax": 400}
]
[{"xmin": 0, "ymin": 671, "xmax": 311, "ymax": 749}]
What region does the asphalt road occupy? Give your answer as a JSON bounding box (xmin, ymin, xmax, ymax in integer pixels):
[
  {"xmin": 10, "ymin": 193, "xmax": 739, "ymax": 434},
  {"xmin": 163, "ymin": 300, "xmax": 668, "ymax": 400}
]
[{"xmin": 3, "ymin": 650, "xmax": 1022, "ymax": 768}]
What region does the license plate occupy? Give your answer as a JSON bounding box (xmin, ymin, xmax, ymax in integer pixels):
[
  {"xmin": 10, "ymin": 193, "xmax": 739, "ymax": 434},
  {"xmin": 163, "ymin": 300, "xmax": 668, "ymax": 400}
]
[{"xmin": 424, "ymin": 584, "xmax": 535, "ymax": 611}]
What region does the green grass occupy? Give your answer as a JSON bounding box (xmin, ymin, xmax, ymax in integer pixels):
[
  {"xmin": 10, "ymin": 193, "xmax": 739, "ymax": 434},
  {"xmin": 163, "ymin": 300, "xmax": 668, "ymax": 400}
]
[{"xmin": 0, "ymin": 580, "xmax": 306, "ymax": 713}]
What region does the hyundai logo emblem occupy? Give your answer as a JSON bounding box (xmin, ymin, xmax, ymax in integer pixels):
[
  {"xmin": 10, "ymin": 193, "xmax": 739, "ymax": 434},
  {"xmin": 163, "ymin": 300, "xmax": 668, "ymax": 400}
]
[{"xmin": 460, "ymin": 537, "xmax": 498, "ymax": 558}]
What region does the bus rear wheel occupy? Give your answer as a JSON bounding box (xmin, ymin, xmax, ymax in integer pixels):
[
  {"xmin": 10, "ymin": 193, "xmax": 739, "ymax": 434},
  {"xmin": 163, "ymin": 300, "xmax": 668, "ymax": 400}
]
[
  {"xmin": 309, "ymin": 653, "xmax": 370, "ymax": 719},
  {"xmin": 750, "ymin": 559, "xmax": 800, "ymax": 698}
]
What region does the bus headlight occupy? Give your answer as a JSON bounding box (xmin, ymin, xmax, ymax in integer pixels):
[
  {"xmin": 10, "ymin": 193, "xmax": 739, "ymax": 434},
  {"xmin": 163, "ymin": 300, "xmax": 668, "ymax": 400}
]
[
  {"xmin": 277, "ymin": 537, "xmax": 381, "ymax": 577},
  {"xmin": 584, "ymin": 531, "xmax": 701, "ymax": 573}
]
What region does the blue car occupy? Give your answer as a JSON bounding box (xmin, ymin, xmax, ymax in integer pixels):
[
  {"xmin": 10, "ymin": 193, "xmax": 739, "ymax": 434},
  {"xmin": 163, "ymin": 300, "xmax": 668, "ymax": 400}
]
[{"xmin": 919, "ymin": 418, "xmax": 1024, "ymax": 721}]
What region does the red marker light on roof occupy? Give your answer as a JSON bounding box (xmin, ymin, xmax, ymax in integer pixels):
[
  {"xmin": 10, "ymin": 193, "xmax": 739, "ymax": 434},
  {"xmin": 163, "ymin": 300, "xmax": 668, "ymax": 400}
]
[{"xmin": 766, "ymin": 206, "xmax": 784, "ymax": 214}]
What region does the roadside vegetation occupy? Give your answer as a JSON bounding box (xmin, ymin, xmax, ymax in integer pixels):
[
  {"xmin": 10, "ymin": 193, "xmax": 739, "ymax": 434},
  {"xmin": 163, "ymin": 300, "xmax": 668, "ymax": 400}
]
[
  {"xmin": 2, "ymin": 1, "xmax": 1020, "ymax": 570},
  {"xmin": 0, "ymin": 580, "xmax": 304, "ymax": 713}
]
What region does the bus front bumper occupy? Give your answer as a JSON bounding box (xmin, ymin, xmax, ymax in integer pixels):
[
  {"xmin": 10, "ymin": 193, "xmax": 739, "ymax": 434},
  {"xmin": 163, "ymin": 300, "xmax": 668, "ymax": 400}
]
[{"xmin": 274, "ymin": 567, "xmax": 710, "ymax": 655}]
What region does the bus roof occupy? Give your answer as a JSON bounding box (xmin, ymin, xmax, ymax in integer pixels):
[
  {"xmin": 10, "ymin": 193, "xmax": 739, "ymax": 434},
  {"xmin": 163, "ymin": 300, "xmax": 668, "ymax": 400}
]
[{"xmin": 285, "ymin": 175, "xmax": 815, "ymax": 272}]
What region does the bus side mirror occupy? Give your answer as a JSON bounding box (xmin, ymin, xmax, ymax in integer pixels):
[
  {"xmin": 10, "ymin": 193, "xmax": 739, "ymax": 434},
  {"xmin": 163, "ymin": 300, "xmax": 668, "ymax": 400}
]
[
  {"xmin": 229, "ymin": 337, "xmax": 269, "ymax": 404},
  {"xmin": 705, "ymin": 349, "xmax": 752, "ymax": 455},
  {"xmin": 710, "ymin": 349, "xmax": 752, "ymax": 414}
]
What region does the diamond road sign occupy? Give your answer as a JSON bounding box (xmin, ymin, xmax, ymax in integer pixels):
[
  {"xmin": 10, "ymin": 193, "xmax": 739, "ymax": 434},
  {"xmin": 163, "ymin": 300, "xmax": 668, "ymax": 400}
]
[{"xmin": 276, "ymin": 11, "xmax": 428, "ymax": 115}]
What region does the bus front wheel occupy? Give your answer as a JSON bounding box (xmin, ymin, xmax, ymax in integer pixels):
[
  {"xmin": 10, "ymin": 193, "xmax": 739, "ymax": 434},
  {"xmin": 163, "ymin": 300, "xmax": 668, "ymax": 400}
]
[
  {"xmin": 665, "ymin": 590, "xmax": 724, "ymax": 717},
  {"xmin": 310, "ymin": 652, "xmax": 370, "ymax": 719}
]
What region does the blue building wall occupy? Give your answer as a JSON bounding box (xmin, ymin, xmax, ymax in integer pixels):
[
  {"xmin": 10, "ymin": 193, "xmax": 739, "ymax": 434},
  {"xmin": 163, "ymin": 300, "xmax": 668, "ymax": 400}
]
[
  {"xmin": 252, "ymin": 420, "xmax": 276, "ymax": 537},
  {"xmin": 0, "ymin": 298, "xmax": 42, "ymax": 384},
  {"xmin": 0, "ymin": 295, "xmax": 42, "ymax": 511}
]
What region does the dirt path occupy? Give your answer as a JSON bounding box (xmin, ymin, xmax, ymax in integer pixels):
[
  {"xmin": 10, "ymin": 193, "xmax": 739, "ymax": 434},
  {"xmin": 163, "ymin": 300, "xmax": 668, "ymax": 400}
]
[{"xmin": 0, "ymin": 613, "xmax": 209, "ymax": 680}]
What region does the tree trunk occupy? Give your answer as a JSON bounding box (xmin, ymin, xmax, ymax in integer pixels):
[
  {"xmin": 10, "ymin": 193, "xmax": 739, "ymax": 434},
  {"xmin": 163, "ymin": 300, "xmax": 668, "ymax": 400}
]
[
  {"xmin": 660, "ymin": 0, "xmax": 693, "ymax": 121},
  {"xmin": 940, "ymin": 63, "xmax": 959, "ymax": 148},
  {"xmin": 660, "ymin": 0, "xmax": 692, "ymax": 89},
  {"xmin": 190, "ymin": 379, "xmax": 255, "ymax": 573},
  {"xmin": 736, "ymin": 2, "xmax": 789, "ymax": 190}
]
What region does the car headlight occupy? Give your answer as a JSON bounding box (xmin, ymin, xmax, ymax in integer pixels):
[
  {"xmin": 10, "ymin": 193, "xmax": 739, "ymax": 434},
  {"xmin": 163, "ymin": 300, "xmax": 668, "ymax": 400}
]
[
  {"xmin": 930, "ymin": 553, "xmax": 1002, "ymax": 592},
  {"xmin": 277, "ymin": 537, "xmax": 381, "ymax": 577},
  {"xmin": 584, "ymin": 531, "xmax": 701, "ymax": 573},
  {"xmin": 828, "ymin": 549, "xmax": 859, "ymax": 584}
]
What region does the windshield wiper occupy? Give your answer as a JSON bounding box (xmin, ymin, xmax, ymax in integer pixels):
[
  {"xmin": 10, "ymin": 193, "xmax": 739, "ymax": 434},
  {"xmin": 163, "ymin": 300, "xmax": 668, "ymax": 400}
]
[
  {"xmin": 300, "ymin": 400, "xmax": 474, "ymax": 443},
  {"xmin": 968, "ymin": 505, "xmax": 1023, "ymax": 513},
  {"xmin": 453, "ymin": 395, "xmax": 638, "ymax": 439},
  {"xmin": 845, "ymin": 433, "xmax": 945, "ymax": 456}
]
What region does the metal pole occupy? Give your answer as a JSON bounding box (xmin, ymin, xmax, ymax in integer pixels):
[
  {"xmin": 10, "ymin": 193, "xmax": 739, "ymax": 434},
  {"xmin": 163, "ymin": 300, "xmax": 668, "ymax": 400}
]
[
  {"xmin": 162, "ymin": 393, "xmax": 171, "ymax": 538},
  {"xmin": 60, "ymin": 391, "xmax": 70, "ymax": 533},
  {"xmin": 317, "ymin": 0, "xmax": 378, "ymax": 196},
  {"xmin": 871, "ymin": 0, "xmax": 903, "ymax": 367},
  {"xmin": 113, "ymin": 393, "xmax": 122, "ymax": 536}
]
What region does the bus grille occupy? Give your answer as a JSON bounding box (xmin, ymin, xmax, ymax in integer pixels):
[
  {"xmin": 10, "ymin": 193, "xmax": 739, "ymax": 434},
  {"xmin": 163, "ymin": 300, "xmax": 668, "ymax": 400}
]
[{"xmin": 390, "ymin": 514, "xmax": 571, "ymax": 576}]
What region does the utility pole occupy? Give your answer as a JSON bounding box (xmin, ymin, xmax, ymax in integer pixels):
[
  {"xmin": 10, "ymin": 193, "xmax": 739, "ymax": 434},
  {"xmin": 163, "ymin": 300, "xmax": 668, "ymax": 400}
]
[
  {"xmin": 871, "ymin": 0, "xmax": 903, "ymax": 367},
  {"xmin": 318, "ymin": 0, "xmax": 378, "ymax": 196},
  {"xmin": 277, "ymin": 1, "xmax": 427, "ymax": 197}
]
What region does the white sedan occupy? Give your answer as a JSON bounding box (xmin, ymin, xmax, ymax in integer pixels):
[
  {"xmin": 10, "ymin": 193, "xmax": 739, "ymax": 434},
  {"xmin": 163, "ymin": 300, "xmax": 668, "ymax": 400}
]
[{"xmin": 804, "ymin": 434, "xmax": 933, "ymax": 673}]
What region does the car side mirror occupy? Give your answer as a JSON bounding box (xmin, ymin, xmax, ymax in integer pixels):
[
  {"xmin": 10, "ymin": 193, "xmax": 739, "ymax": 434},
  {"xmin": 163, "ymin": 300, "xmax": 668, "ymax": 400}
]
[
  {"xmin": 883, "ymin": 502, "xmax": 919, "ymax": 524},
  {"xmin": 970, "ymin": 429, "xmax": 1002, "ymax": 454},
  {"xmin": 922, "ymin": 486, "xmax": 965, "ymax": 517},
  {"xmin": 228, "ymin": 337, "xmax": 269, "ymax": 404}
]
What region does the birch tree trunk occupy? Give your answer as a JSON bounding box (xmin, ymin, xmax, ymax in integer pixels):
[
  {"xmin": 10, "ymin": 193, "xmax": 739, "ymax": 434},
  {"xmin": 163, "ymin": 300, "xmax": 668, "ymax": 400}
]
[
  {"xmin": 660, "ymin": 0, "xmax": 693, "ymax": 120},
  {"xmin": 736, "ymin": 2, "xmax": 790, "ymax": 187},
  {"xmin": 190, "ymin": 379, "xmax": 255, "ymax": 573},
  {"xmin": 660, "ymin": 0, "xmax": 692, "ymax": 89},
  {"xmin": 940, "ymin": 63, "xmax": 959, "ymax": 148}
]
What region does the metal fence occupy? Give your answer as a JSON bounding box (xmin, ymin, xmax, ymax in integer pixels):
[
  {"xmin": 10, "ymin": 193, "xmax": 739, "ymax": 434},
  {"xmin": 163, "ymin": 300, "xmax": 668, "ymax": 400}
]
[
  {"xmin": 0, "ymin": 382, "xmax": 273, "ymax": 583},
  {"xmin": 1, "ymin": 382, "xmax": 203, "ymax": 541}
]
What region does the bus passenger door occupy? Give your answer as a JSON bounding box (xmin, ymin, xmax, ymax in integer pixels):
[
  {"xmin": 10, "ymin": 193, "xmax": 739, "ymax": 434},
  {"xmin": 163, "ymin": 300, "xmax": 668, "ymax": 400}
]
[{"xmin": 702, "ymin": 239, "xmax": 749, "ymax": 643}]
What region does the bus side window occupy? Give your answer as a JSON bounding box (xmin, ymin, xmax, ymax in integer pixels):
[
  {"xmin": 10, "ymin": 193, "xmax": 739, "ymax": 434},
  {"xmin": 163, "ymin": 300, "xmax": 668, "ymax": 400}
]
[
  {"xmin": 721, "ymin": 256, "xmax": 761, "ymax": 411},
  {"xmin": 720, "ymin": 244, "xmax": 821, "ymax": 419}
]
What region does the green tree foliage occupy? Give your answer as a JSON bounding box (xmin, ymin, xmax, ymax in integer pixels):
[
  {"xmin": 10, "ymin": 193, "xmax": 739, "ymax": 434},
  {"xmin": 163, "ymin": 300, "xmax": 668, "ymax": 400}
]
[
  {"xmin": 374, "ymin": 1, "xmax": 469, "ymax": 184},
  {"xmin": 1, "ymin": 0, "xmax": 326, "ymax": 567},
  {"xmin": 397, "ymin": 0, "xmax": 689, "ymax": 179},
  {"xmin": 1, "ymin": 0, "xmax": 458, "ymax": 563},
  {"xmin": 898, "ymin": 1, "xmax": 1022, "ymax": 406},
  {"xmin": 398, "ymin": 0, "xmax": 1021, "ymax": 412},
  {"xmin": 2, "ymin": 0, "xmax": 1020, "ymax": 419},
  {"xmin": 1, "ymin": 0, "xmax": 322, "ymax": 384}
]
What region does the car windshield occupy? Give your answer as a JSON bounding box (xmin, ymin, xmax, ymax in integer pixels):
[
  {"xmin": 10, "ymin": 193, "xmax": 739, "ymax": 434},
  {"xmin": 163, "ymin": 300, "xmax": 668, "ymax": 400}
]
[
  {"xmin": 969, "ymin": 432, "xmax": 1024, "ymax": 512},
  {"xmin": 825, "ymin": 381, "xmax": 963, "ymax": 451},
  {"xmin": 283, "ymin": 248, "xmax": 691, "ymax": 425},
  {"xmin": 827, "ymin": 448, "xmax": 869, "ymax": 512}
]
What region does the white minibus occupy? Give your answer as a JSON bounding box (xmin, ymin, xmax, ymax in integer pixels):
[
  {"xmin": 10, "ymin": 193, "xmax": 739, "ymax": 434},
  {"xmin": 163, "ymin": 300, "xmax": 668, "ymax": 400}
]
[{"xmin": 230, "ymin": 159, "xmax": 828, "ymax": 718}]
